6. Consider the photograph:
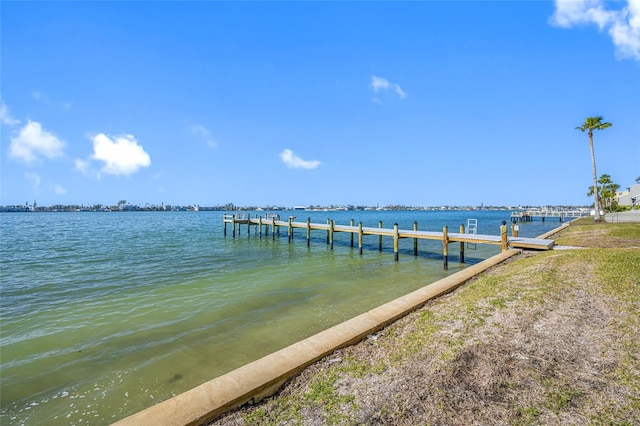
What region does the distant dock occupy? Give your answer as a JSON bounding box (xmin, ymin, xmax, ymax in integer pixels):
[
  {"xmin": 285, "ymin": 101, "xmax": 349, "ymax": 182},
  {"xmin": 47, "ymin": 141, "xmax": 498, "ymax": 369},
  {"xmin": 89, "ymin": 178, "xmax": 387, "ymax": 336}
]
[
  {"xmin": 223, "ymin": 214, "xmax": 555, "ymax": 269},
  {"xmin": 510, "ymin": 208, "xmax": 589, "ymax": 223}
]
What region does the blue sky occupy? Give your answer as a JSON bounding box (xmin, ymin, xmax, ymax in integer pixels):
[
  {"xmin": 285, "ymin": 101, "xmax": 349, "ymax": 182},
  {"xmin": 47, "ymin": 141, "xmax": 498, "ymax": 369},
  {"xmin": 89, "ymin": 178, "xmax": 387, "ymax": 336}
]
[{"xmin": 1, "ymin": 1, "xmax": 639, "ymax": 208}]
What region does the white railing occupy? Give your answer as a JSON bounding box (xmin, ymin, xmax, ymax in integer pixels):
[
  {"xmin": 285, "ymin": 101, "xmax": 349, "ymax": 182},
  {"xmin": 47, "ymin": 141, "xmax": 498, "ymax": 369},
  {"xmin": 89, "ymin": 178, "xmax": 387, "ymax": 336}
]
[{"xmin": 604, "ymin": 211, "xmax": 640, "ymax": 223}]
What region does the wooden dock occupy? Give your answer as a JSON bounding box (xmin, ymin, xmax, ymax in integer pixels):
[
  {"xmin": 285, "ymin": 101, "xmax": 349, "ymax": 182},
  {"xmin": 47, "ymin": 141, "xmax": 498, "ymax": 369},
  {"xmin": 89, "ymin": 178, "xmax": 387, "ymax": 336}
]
[
  {"xmin": 223, "ymin": 214, "xmax": 555, "ymax": 269},
  {"xmin": 510, "ymin": 209, "xmax": 589, "ymax": 222}
]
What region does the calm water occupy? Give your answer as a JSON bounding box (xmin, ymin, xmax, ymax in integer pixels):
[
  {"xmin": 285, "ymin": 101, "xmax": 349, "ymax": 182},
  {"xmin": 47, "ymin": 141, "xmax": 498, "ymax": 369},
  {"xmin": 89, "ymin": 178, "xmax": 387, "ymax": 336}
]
[{"xmin": 0, "ymin": 210, "xmax": 561, "ymax": 424}]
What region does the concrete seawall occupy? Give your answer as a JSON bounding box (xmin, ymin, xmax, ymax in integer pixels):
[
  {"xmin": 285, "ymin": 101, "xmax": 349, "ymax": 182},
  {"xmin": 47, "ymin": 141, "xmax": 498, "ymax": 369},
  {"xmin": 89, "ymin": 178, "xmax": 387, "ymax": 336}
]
[{"xmin": 113, "ymin": 248, "xmax": 522, "ymax": 426}]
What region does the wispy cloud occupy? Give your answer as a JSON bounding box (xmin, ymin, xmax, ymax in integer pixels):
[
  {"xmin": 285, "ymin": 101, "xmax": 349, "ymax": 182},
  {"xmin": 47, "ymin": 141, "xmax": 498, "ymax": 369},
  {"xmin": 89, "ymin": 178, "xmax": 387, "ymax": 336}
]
[
  {"xmin": 54, "ymin": 184, "xmax": 67, "ymax": 195},
  {"xmin": 25, "ymin": 172, "xmax": 41, "ymax": 191},
  {"xmin": 9, "ymin": 120, "xmax": 66, "ymax": 163},
  {"xmin": 1, "ymin": 100, "xmax": 20, "ymax": 126},
  {"xmin": 189, "ymin": 124, "xmax": 218, "ymax": 149},
  {"xmin": 76, "ymin": 133, "xmax": 151, "ymax": 177},
  {"xmin": 550, "ymin": 0, "xmax": 640, "ymax": 60},
  {"xmin": 32, "ymin": 91, "xmax": 46, "ymax": 101},
  {"xmin": 370, "ymin": 75, "xmax": 407, "ymax": 100},
  {"xmin": 32, "ymin": 90, "xmax": 72, "ymax": 110},
  {"xmin": 279, "ymin": 149, "xmax": 321, "ymax": 170},
  {"xmin": 75, "ymin": 159, "xmax": 91, "ymax": 176}
]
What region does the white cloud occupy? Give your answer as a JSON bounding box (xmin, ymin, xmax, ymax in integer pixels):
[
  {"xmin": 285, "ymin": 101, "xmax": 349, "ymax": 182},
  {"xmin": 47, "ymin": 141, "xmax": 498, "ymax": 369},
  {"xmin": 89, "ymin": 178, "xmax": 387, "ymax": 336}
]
[
  {"xmin": 86, "ymin": 133, "xmax": 151, "ymax": 176},
  {"xmin": 370, "ymin": 75, "xmax": 407, "ymax": 99},
  {"xmin": 190, "ymin": 124, "xmax": 218, "ymax": 149},
  {"xmin": 279, "ymin": 149, "xmax": 321, "ymax": 170},
  {"xmin": 25, "ymin": 172, "xmax": 41, "ymax": 191},
  {"xmin": 9, "ymin": 120, "xmax": 66, "ymax": 163},
  {"xmin": 1, "ymin": 101, "xmax": 20, "ymax": 126},
  {"xmin": 54, "ymin": 184, "xmax": 67, "ymax": 195},
  {"xmin": 550, "ymin": 0, "xmax": 640, "ymax": 60}
]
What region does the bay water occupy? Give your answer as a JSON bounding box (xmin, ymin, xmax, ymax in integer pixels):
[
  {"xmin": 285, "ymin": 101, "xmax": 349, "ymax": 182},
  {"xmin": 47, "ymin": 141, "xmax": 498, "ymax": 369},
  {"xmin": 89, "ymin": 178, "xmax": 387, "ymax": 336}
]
[{"xmin": 0, "ymin": 210, "xmax": 561, "ymax": 424}]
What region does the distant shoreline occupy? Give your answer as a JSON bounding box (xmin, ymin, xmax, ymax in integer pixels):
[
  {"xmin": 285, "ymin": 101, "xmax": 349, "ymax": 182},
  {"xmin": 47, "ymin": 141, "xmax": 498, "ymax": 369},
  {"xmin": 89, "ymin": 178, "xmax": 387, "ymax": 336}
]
[{"xmin": 0, "ymin": 205, "xmax": 590, "ymax": 213}]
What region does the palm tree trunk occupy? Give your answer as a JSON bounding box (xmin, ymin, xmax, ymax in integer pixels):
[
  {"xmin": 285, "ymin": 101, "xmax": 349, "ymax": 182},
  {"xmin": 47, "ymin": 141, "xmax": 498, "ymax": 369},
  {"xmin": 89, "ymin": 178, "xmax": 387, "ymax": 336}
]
[{"xmin": 589, "ymin": 131, "xmax": 602, "ymax": 221}]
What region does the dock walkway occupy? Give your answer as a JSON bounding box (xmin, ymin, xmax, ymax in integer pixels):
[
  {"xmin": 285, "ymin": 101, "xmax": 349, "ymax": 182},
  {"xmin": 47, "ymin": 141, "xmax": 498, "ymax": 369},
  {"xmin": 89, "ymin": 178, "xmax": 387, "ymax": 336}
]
[
  {"xmin": 224, "ymin": 214, "xmax": 554, "ymax": 269},
  {"xmin": 510, "ymin": 208, "xmax": 589, "ymax": 222}
]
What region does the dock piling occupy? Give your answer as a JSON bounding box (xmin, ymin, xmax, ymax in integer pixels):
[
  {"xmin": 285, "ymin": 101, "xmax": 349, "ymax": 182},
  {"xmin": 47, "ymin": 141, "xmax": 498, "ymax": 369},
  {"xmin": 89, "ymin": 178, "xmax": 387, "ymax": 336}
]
[
  {"xmin": 329, "ymin": 220, "xmax": 335, "ymax": 250},
  {"xmin": 306, "ymin": 218, "xmax": 311, "ymax": 247},
  {"xmin": 272, "ymin": 217, "xmax": 276, "ymax": 240},
  {"xmin": 350, "ymin": 219, "xmax": 354, "ymax": 247},
  {"xmin": 326, "ymin": 218, "xmax": 330, "ymax": 245},
  {"xmin": 394, "ymin": 223, "xmax": 399, "ymax": 261},
  {"xmin": 459, "ymin": 224, "xmax": 465, "ymax": 263},
  {"xmin": 500, "ymin": 221, "xmax": 508, "ymax": 251},
  {"xmin": 443, "ymin": 226, "xmax": 449, "ymax": 270},
  {"xmin": 413, "ymin": 222, "xmax": 418, "ymax": 256},
  {"xmin": 358, "ymin": 222, "xmax": 363, "ymax": 255},
  {"xmin": 378, "ymin": 221, "xmax": 383, "ymax": 251}
]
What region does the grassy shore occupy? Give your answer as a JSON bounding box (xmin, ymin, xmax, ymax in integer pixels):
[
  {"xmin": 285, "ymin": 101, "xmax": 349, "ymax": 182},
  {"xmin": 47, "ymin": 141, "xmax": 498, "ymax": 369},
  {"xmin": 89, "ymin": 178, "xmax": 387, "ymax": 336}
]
[{"xmin": 211, "ymin": 218, "xmax": 640, "ymax": 425}]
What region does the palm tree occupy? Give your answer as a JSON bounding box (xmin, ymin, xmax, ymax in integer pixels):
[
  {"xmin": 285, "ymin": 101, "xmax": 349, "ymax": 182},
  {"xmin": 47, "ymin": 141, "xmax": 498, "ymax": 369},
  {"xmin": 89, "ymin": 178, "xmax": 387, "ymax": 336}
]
[{"xmin": 576, "ymin": 116, "xmax": 612, "ymax": 221}]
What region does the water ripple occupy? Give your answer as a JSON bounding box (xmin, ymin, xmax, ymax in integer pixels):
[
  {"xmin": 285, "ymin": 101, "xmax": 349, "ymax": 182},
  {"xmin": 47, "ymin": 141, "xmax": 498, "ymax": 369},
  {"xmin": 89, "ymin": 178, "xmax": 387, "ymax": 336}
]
[{"xmin": 1, "ymin": 210, "xmax": 560, "ymax": 424}]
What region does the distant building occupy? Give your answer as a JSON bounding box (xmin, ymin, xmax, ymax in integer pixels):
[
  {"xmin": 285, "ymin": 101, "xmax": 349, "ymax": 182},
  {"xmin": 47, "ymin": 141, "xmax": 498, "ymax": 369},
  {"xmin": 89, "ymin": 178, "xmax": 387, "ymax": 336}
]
[{"xmin": 617, "ymin": 177, "xmax": 640, "ymax": 208}]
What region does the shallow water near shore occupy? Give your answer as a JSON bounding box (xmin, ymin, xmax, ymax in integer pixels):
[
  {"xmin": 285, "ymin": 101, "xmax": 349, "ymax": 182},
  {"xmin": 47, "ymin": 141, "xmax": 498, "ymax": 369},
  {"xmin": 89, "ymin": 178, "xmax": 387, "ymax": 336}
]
[{"xmin": 0, "ymin": 210, "xmax": 561, "ymax": 424}]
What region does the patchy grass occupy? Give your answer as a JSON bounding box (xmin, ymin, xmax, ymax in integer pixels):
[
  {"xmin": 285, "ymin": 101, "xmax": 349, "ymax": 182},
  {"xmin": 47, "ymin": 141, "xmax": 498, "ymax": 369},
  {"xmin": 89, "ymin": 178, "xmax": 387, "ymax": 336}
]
[
  {"xmin": 212, "ymin": 223, "xmax": 640, "ymax": 426},
  {"xmin": 554, "ymin": 219, "xmax": 640, "ymax": 248}
]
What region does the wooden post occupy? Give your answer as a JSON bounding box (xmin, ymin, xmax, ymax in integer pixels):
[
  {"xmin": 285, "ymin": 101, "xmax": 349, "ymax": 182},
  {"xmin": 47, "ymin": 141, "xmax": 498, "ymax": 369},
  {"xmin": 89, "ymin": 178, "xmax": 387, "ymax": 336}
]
[
  {"xmin": 259, "ymin": 217, "xmax": 263, "ymax": 238},
  {"xmin": 232, "ymin": 215, "xmax": 236, "ymax": 238},
  {"xmin": 247, "ymin": 214, "xmax": 250, "ymax": 236},
  {"xmin": 378, "ymin": 221, "xmax": 383, "ymax": 251},
  {"xmin": 329, "ymin": 220, "xmax": 335, "ymax": 250},
  {"xmin": 288, "ymin": 216, "xmax": 293, "ymax": 242},
  {"xmin": 358, "ymin": 222, "xmax": 363, "ymax": 255},
  {"xmin": 272, "ymin": 216, "xmax": 276, "ymax": 240},
  {"xmin": 306, "ymin": 217, "xmax": 311, "ymax": 247},
  {"xmin": 459, "ymin": 223, "xmax": 465, "ymax": 263},
  {"xmin": 350, "ymin": 219, "xmax": 354, "ymax": 247},
  {"xmin": 512, "ymin": 223, "xmax": 519, "ymax": 238},
  {"xmin": 500, "ymin": 221, "xmax": 508, "ymax": 251},
  {"xmin": 326, "ymin": 218, "xmax": 330, "ymax": 245},
  {"xmin": 253, "ymin": 215, "xmax": 257, "ymax": 236},
  {"xmin": 413, "ymin": 221, "xmax": 418, "ymax": 256},
  {"xmin": 443, "ymin": 225, "xmax": 449, "ymax": 270},
  {"xmin": 394, "ymin": 223, "xmax": 399, "ymax": 261},
  {"xmin": 223, "ymin": 217, "xmax": 227, "ymax": 236}
]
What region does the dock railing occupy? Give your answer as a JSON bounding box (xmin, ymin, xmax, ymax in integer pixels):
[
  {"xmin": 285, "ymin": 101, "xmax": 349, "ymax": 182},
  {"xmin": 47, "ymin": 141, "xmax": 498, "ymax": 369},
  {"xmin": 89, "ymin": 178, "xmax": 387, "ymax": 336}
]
[{"xmin": 605, "ymin": 211, "xmax": 640, "ymax": 223}]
